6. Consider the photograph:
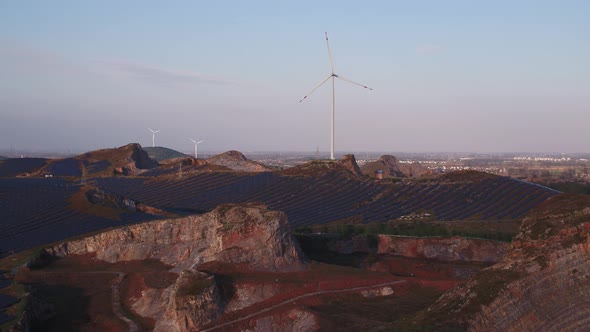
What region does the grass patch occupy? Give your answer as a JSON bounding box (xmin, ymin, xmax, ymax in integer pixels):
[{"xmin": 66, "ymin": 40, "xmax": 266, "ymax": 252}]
[
  {"xmin": 297, "ymin": 220, "xmax": 518, "ymax": 242},
  {"xmin": 465, "ymin": 269, "xmax": 523, "ymax": 312}
]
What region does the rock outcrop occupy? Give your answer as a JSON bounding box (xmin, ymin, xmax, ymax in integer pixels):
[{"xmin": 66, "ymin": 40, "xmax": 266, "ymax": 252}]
[
  {"xmin": 38, "ymin": 203, "xmax": 307, "ymax": 331},
  {"xmin": 377, "ymin": 235, "xmax": 508, "ymax": 264},
  {"xmin": 361, "ymin": 155, "xmax": 430, "ymax": 178},
  {"xmin": 83, "ymin": 187, "xmax": 169, "ymax": 216},
  {"xmin": 207, "ymin": 150, "xmax": 271, "ymax": 172},
  {"xmin": 280, "ymin": 154, "xmax": 363, "ymax": 178},
  {"xmin": 44, "ymin": 203, "xmax": 305, "ymax": 273},
  {"xmin": 317, "ymin": 234, "xmax": 508, "ymax": 264},
  {"xmin": 340, "ymin": 154, "xmax": 363, "ymax": 177},
  {"xmin": 80, "ymin": 143, "xmax": 158, "ymax": 176},
  {"xmin": 419, "ymin": 194, "xmax": 590, "ymax": 331}
]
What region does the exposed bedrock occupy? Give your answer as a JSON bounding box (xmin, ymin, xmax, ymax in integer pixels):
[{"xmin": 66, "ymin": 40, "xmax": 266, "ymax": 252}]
[
  {"xmin": 36, "ymin": 204, "xmax": 307, "ymax": 331},
  {"xmin": 422, "ymin": 194, "xmax": 590, "ymax": 331},
  {"xmin": 44, "ymin": 203, "xmax": 306, "ymax": 273},
  {"xmin": 323, "ymin": 234, "xmax": 508, "ymax": 264},
  {"xmin": 376, "ymin": 235, "xmax": 509, "ymax": 264}
]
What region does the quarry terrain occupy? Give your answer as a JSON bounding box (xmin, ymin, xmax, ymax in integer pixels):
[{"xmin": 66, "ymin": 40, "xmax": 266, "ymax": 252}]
[
  {"xmin": 1, "ymin": 144, "xmax": 589, "ymax": 331},
  {"xmin": 5, "ymin": 204, "xmax": 500, "ymax": 331}
]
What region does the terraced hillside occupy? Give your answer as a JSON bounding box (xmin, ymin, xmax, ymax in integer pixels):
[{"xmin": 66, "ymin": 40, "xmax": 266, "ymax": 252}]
[
  {"xmin": 0, "ymin": 151, "xmax": 559, "ymax": 257},
  {"xmin": 0, "ymin": 178, "xmax": 161, "ymax": 258},
  {"xmin": 95, "ymin": 170, "xmax": 559, "ymax": 227},
  {"xmin": 0, "ymin": 158, "xmax": 48, "ymax": 177}
]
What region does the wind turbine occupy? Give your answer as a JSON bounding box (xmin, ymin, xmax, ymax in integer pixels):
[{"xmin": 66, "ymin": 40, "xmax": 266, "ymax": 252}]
[
  {"xmin": 148, "ymin": 128, "xmax": 160, "ymax": 147},
  {"xmin": 299, "ymin": 32, "xmax": 372, "ymax": 160},
  {"xmin": 189, "ymin": 138, "xmax": 205, "ymax": 159}
]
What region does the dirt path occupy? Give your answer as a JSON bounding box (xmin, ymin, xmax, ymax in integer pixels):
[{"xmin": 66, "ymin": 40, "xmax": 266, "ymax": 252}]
[
  {"xmin": 200, "ymin": 280, "xmax": 407, "ymax": 332},
  {"xmin": 109, "ymin": 272, "xmax": 139, "ymax": 332}
]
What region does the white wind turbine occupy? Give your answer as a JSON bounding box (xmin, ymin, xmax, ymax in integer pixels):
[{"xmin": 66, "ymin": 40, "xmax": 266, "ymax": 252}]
[
  {"xmin": 148, "ymin": 128, "xmax": 160, "ymax": 147},
  {"xmin": 189, "ymin": 138, "xmax": 205, "ymax": 159},
  {"xmin": 300, "ymin": 32, "xmax": 372, "ymax": 160}
]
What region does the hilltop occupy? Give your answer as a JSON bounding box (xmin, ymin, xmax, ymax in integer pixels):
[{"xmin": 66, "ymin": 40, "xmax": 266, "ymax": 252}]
[
  {"xmin": 0, "ymin": 143, "xmax": 158, "ymax": 178},
  {"xmin": 360, "ymin": 154, "xmax": 431, "ymax": 178},
  {"xmin": 206, "ymin": 150, "xmax": 272, "ymax": 172},
  {"xmin": 142, "ymin": 146, "xmax": 189, "ymax": 162}
]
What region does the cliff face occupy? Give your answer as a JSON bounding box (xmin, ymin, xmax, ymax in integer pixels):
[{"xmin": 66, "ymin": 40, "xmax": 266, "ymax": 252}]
[
  {"xmin": 45, "ymin": 203, "xmax": 305, "ymax": 272},
  {"xmin": 39, "ymin": 203, "xmax": 306, "ymax": 331},
  {"xmin": 321, "ymin": 234, "xmax": 508, "ymax": 264},
  {"xmin": 377, "ymin": 235, "xmax": 509, "ymax": 264},
  {"xmin": 420, "ymin": 194, "xmax": 590, "ymax": 331}
]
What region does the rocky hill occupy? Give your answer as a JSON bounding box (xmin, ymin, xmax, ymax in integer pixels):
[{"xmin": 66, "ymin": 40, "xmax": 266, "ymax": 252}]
[
  {"xmin": 76, "ymin": 143, "xmax": 158, "ymax": 176},
  {"xmin": 413, "ymin": 194, "xmax": 590, "ymax": 331},
  {"xmin": 142, "ymin": 146, "xmax": 189, "ymax": 162},
  {"xmin": 280, "ymin": 154, "xmax": 363, "ymax": 178},
  {"xmin": 361, "ymin": 154, "xmax": 430, "ymax": 178},
  {"xmin": 206, "ymin": 150, "xmax": 271, "ymax": 172}
]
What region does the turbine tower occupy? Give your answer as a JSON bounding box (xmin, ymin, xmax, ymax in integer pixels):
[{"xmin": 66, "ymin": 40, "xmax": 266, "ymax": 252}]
[
  {"xmin": 299, "ymin": 32, "xmax": 372, "ymax": 160},
  {"xmin": 148, "ymin": 128, "xmax": 160, "ymax": 147},
  {"xmin": 189, "ymin": 138, "xmax": 205, "ymax": 159}
]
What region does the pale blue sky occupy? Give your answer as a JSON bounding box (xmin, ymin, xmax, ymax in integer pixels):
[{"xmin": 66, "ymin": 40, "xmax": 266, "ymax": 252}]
[{"xmin": 1, "ymin": 1, "xmax": 588, "ymax": 153}]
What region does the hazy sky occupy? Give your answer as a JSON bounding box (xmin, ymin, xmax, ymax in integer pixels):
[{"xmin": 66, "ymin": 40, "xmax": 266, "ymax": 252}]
[{"xmin": 1, "ymin": 1, "xmax": 589, "ymax": 154}]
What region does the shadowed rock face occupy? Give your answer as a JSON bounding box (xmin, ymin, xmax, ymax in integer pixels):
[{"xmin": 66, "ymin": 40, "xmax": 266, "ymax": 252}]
[
  {"xmin": 361, "ymin": 155, "xmax": 430, "ymax": 178},
  {"xmin": 340, "ymin": 154, "xmax": 363, "ymax": 177},
  {"xmin": 419, "ymin": 194, "xmax": 590, "ymax": 331}
]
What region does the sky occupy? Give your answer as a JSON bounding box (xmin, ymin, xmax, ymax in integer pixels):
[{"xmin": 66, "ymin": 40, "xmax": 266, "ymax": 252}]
[{"xmin": 0, "ymin": 1, "xmax": 589, "ymax": 154}]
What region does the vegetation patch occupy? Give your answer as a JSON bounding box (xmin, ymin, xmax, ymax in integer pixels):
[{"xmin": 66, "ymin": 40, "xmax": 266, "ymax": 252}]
[
  {"xmin": 469, "ymin": 269, "xmax": 523, "ymax": 309},
  {"xmin": 297, "ymin": 220, "xmax": 517, "ymax": 242}
]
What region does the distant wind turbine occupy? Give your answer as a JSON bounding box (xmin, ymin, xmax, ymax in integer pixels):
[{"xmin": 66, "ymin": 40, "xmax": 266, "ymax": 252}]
[
  {"xmin": 148, "ymin": 128, "xmax": 160, "ymax": 147},
  {"xmin": 189, "ymin": 138, "xmax": 205, "ymax": 159},
  {"xmin": 299, "ymin": 32, "xmax": 372, "ymax": 160}
]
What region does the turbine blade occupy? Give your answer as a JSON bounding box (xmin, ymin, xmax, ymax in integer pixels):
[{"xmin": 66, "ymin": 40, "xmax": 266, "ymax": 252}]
[
  {"xmin": 148, "ymin": 128, "xmax": 154, "ymax": 133},
  {"xmin": 197, "ymin": 140, "xmax": 205, "ymax": 144},
  {"xmin": 336, "ymin": 75, "xmax": 373, "ymax": 90},
  {"xmin": 155, "ymin": 130, "xmax": 160, "ymax": 133},
  {"xmin": 299, "ymin": 75, "xmax": 332, "ymax": 102},
  {"xmin": 189, "ymin": 138, "xmax": 196, "ymax": 143},
  {"xmin": 325, "ymin": 32, "xmax": 335, "ymax": 73}
]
